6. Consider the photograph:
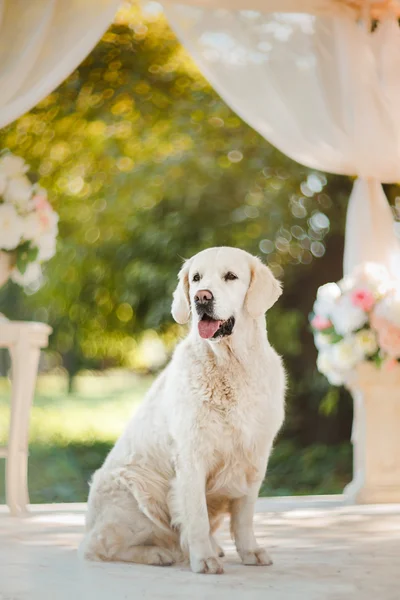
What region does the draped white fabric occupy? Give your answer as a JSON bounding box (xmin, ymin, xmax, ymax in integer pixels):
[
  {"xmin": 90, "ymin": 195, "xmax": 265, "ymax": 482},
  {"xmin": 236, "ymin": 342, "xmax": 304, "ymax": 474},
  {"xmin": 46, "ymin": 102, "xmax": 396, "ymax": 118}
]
[
  {"xmin": 162, "ymin": 4, "xmax": 400, "ymax": 277},
  {"xmin": 344, "ymin": 179, "xmax": 400, "ymax": 279},
  {"xmin": 0, "ymin": 0, "xmax": 121, "ymax": 130},
  {"xmin": 163, "ymin": 1, "xmax": 398, "ymax": 20},
  {"xmin": 1, "ymin": 0, "xmax": 399, "ymax": 278}
]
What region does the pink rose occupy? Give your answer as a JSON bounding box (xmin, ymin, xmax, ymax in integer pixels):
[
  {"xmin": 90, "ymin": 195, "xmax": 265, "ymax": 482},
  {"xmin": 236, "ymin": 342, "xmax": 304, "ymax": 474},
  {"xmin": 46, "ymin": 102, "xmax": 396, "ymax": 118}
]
[
  {"xmin": 311, "ymin": 315, "xmax": 332, "ymax": 330},
  {"xmin": 39, "ymin": 212, "xmax": 50, "ymax": 228},
  {"xmin": 384, "ymin": 358, "xmax": 398, "ymax": 372},
  {"xmin": 351, "ymin": 288, "xmax": 375, "ymax": 312},
  {"xmin": 371, "ymin": 312, "xmax": 400, "ymax": 359},
  {"xmin": 33, "ymin": 194, "xmax": 51, "ymax": 212}
]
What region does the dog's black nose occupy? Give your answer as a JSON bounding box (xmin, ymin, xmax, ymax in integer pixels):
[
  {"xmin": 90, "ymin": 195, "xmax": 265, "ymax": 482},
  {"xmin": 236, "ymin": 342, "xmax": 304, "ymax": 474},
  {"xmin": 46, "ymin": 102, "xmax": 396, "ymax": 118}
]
[{"xmin": 194, "ymin": 289, "xmax": 213, "ymax": 304}]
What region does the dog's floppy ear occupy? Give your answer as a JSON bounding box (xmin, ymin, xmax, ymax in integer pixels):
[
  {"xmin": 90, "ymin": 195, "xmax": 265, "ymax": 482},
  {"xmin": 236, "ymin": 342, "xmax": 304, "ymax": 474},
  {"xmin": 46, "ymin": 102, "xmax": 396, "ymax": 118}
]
[
  {"xmin": 171, "ymin": 259, "xmax": 192, "ymax": 324},
  {"xmin": 246, "ymin": 257, "xmax": 282, "ymax": 318}
]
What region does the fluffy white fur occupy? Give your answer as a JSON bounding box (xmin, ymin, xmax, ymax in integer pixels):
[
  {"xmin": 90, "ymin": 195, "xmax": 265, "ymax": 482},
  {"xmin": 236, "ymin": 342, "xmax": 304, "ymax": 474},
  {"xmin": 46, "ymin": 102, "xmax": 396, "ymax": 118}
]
[{"xmin": 80, "ymin": 247, "xmax": 286, "ymax": 574}]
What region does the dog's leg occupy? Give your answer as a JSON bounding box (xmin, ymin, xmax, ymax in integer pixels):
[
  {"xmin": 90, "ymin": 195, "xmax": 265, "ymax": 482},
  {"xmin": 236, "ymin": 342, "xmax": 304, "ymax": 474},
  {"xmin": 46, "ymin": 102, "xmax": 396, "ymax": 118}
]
[
  {"xmin": 209, "ymin": 514, "xmax": 225, "ymax": 557},
  {"xmin": 210, "ymin": 535, "xmax": 225, "ymax": 558},
  {"xmin": 100, "ymin": 543, "xmax": 177, "ymax": 566},
  {"xmin": 230, "ymin": 482, "xmax": 273, "ymax": 566},
  {"xmin": 174, "ymin": 460, "xmax": 224, "ymax": 574},
  {"xmin": 82, "ymin": 521, "xmax": 178, "ymax": 566}
]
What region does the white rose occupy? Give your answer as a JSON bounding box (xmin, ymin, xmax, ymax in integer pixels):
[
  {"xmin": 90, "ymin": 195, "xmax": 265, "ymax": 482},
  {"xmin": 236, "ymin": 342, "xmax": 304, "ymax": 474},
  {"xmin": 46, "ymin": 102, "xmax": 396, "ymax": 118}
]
[
  {"xmin": 21, "ymin": 212, "xmax": 41, "ymax": 241},
  {"xmin": 36, "ymin": 233, "xmax": 57, "ymax": 261},
  {"xmin": 3, "ymin": 175, "xmax": 33, "ymax": 209},
  {"xmin": 0, "ymin": 203, "xmax": 24, "ymax": 250},
  {"xmin": 338, "ymin": 274, "xmax": 355, "ymax": 294},
  {"xmin": 354, "ymin": 329, "xmax": 378, "ymax": 357},
  {"xmin": 317, "ymin": 350, "xmax": 334, "ymax": 374},
  {"xmin": 314, "ymin": 332, "xmax": 331, "ymax": 350},
  {"xmin": 0, "ymin": 154, "xmax": 28, "ymax": 177},
  {"xmin": 326, "ymin": 369, "xmax": 345, "ymax": 386},
  {"xmin": 330, "ymin": 295, "xmax": 368, "ymax": 336},
  {"xmin": 375, "ymin": 292, "xmax": 400, "ymax": 327},
  {"xmin": 317, "ymin": 350, "xmax": 345, "ymax": 385},
  {"xmin": 331, "ymin": 337, "xmax": 363, "ymax": 371},
  {"xmin": 22, "ymin": 210, "xmax": 58, "ymax": 242},
  {"xmin": 351, "ymin": 262, "xmax": 391, "ymax": 296},
  {"xmin": 313, "ymin": 282, "xmax": 341, "ymax": 318},
  {"xmin": 11, "ymin": 262, "xmax": 42, "ymax": 287}
]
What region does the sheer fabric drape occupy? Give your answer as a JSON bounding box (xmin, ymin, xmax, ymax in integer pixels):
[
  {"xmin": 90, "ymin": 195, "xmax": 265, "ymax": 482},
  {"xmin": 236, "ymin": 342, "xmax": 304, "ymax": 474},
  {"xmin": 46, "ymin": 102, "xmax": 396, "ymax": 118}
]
[
  {"xmin": 0, "ymin": 0, "xmax": 121, "ymax": 129},
  {"xmin": 162, "ymin": 3, "xmax": 400, "ymax": 277}
]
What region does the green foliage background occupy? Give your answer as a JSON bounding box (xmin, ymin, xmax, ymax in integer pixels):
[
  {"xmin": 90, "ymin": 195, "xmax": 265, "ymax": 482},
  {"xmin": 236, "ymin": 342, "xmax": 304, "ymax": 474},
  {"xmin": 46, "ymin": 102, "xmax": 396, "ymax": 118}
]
[{"xmin": 2, "ymin": 4, "xmax": 398, "ymax": 500}]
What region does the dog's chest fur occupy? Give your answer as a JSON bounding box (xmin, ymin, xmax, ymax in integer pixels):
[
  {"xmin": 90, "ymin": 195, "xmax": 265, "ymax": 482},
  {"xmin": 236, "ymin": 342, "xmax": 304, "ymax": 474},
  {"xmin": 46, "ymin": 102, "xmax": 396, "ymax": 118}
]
[{"xmin": 188, "ymin": 348, "xmax": 274, "ymax": 499}]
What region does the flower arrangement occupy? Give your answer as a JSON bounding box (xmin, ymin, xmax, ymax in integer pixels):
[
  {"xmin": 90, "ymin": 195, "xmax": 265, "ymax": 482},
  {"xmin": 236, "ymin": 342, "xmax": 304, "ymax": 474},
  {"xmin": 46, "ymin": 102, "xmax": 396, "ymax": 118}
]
[
  {"xmin": 0, "ymin": 151, "xmax": 58, "ymax": 287},
  {"xmin": 310, "ymin": 263, "xmax": 400, "ymax": 385}
]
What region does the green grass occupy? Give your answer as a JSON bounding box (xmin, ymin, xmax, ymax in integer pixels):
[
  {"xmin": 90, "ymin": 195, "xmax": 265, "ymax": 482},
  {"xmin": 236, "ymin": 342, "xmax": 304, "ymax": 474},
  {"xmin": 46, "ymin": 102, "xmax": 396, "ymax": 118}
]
[
  {"xmin": 0, "ymin": 372, "xmax": 150, "ymax": 503},
  {"xmin": 0, "ymin": 371, "xmax": 150, "ymax": 446},
  {"xmin": 0, "ymin": 372, "xmax": 352, "ymax": 503},
  {"xmin": 262, "ymin": 440, "xmax": 351, "ymax": 497}
]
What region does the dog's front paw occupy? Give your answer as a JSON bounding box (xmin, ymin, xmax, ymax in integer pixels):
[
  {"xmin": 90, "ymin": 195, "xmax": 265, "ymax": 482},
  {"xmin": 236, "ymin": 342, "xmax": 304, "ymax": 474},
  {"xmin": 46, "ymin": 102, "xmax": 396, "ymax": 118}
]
[
  {"xmin": 190, "ymin": 555, "xmax": 224, "ymax": 574},
  {"xmin": 240, "ymin": 548, "xmax": 273, "ymax": 566}
]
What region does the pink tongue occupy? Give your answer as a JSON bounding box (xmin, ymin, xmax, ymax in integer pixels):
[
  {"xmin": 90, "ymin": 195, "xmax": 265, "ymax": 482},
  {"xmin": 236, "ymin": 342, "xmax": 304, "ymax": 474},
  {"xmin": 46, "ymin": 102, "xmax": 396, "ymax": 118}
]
[{"xmin": 198, "ymin": 319, "xmax": 222, "ymax": 339}]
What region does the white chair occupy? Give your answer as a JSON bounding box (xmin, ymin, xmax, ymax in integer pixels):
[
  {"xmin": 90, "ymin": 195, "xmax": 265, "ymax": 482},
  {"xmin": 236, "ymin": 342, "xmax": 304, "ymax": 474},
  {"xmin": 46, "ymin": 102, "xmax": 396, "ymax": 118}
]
[{"xmin": 0, "ymin": 321, "xmax": 52, "ymax": 515}]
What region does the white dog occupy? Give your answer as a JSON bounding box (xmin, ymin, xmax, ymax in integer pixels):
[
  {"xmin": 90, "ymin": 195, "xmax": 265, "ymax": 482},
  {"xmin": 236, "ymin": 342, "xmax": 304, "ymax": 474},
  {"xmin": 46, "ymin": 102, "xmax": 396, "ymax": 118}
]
[{"xmin": 81, "ymin": 247, "xmax": 286, "ymax": 574}]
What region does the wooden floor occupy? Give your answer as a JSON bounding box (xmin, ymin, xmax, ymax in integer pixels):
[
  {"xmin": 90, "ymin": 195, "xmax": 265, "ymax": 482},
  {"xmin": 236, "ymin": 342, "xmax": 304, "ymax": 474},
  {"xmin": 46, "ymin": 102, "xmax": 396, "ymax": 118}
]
[{"xmin": 1, "ymin": 497, "xmax": 400, "ymax": 600}]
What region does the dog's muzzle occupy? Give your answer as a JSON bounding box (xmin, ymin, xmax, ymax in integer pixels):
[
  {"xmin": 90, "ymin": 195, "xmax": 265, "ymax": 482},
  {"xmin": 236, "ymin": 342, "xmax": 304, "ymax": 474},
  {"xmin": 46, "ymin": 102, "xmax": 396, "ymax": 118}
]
[{"xmin": 194, "ymin": 289, "xmax": 235, "ymax": 340}]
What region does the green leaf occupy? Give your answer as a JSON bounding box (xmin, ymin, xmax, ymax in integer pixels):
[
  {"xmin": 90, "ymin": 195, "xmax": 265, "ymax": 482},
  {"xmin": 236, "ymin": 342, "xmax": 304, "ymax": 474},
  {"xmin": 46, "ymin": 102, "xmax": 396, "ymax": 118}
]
[
  {"xmin": 27, "ymin": 246, "xmax": 39, "ymax": 262},
  {"xmin": 16, "ymin": 254, "xmax": 28, "ymax": 275},
  {"xmin": 329, "ymin": 332, "xmax": 343, "ymax": 344},
  {"xmin": 15, "ymin": 243, "xmax": 39, "ymax": 275},
  {"xmin": 320, "ymin": 326, "xmax": 335, "ymax": 335},
  {"xmin": 319, "ymin": 387, "xmax": 340, "ymax": 416}
]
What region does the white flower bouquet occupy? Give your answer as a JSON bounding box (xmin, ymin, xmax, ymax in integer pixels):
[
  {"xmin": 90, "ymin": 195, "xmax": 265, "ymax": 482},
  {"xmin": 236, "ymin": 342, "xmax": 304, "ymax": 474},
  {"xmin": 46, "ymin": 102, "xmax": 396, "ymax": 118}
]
[
  {"xmin": 0, "ymin": 151, "xmax": 58, "ymax": 287},
  {"xmin": 310, "ymin": 263, "xmax": 400, "ymax": 386}
]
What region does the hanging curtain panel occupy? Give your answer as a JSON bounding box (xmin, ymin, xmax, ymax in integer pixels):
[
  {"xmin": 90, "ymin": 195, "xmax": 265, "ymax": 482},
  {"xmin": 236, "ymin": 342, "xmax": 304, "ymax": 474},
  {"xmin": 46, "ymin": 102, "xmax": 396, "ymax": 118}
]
[
  {"xmin": 1, "ymin": 0, "xmax": 399, "ymax": 276},
  {"xmin": 161, "ymin": 1, "xmax": 400, "ymax": 20},
  {"xmin": 0, "ymin": 0, "xmax": 121, "ymax": 130},
  {"xmin": 161, "ymin": 2, "xmax": 400, "ymax": 277}
]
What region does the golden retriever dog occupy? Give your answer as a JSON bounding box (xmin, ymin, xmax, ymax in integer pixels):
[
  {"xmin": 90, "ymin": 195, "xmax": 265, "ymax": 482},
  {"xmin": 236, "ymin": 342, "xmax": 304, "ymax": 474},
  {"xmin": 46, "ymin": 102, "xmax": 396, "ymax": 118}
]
[{"xmin": 80, "ymin": 247, "xmax": 286, "ymax": 574}]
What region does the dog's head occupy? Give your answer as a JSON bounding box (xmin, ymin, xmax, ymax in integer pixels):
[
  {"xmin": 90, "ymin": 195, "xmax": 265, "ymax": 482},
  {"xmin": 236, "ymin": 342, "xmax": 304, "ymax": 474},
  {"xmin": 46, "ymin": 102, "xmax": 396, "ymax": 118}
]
[{"xmin": 171, "ymin": 247, "xmax": 282, "ymax": 341}]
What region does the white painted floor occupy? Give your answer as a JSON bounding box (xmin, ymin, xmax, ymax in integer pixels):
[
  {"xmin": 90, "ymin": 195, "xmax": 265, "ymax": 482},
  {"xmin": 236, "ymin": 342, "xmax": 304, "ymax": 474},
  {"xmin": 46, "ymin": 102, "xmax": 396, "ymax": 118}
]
[{"xmin": 1, "ymin": 497, "xmax": 400, "ymax": 600}]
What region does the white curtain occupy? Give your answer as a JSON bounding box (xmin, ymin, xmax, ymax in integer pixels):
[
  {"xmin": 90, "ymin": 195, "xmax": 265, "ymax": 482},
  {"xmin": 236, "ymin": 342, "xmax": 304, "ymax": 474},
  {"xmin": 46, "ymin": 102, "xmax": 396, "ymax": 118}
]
[
  {"xmin": 0, "ymin": 0, "xmax": 121, "ymax": 130},
  {"xmin": 162, "ymin": 3, "xmax": 400, "ymax": 278},
  {"xmin": 161, "ymin": 1, "xmax": 389, "ymax": 19},
  {"xmin": 2, "ymin": 0, "xmax": 399, "ymax": 278}
]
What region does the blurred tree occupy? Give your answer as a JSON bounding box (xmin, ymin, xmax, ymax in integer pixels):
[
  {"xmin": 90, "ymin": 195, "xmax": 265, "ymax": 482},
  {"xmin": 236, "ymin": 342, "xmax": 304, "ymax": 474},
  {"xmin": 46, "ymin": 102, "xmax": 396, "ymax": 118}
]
[{"xmin": 0, "ymin": 3, "xmax": 357, "ymax": 439}]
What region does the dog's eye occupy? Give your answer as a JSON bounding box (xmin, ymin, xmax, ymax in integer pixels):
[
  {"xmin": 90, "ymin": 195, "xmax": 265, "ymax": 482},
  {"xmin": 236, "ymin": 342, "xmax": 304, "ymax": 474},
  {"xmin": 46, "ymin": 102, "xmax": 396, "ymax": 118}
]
[
  {"xmin": 224, "ymin": 272, "xmax": 238, "ymax": 281},
  {"xmin": 192, "ymin": 273, "xmax": 201, "ymax": 282}
]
